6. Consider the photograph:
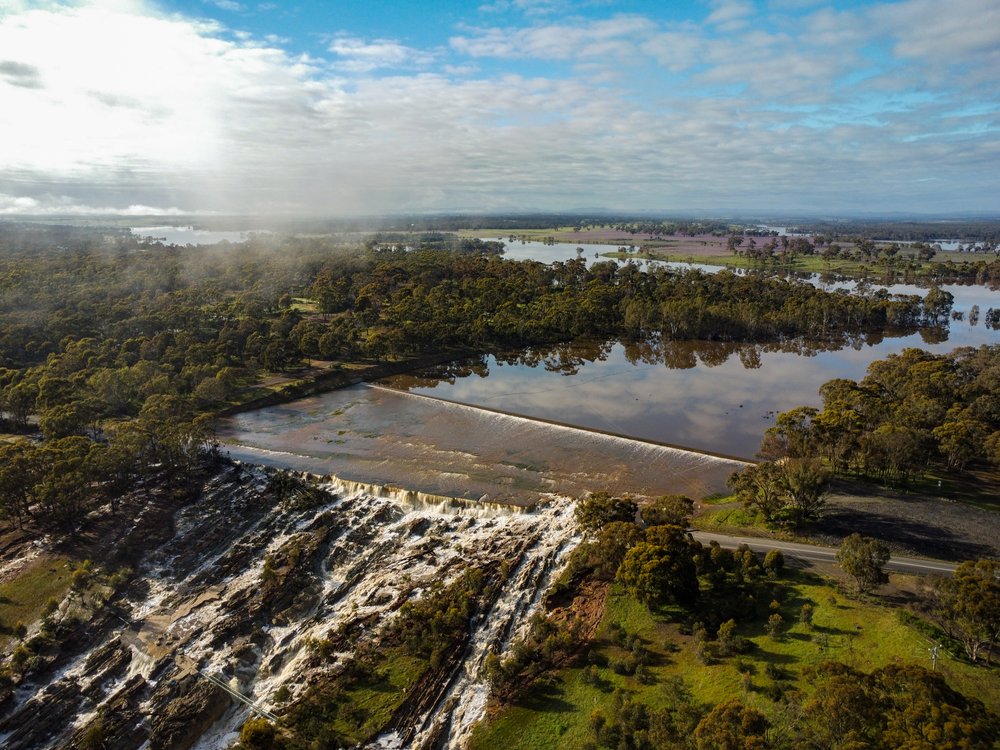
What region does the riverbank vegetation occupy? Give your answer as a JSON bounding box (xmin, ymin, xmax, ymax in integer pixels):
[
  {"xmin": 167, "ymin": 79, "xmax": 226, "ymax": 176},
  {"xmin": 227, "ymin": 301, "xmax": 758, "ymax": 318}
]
[
  {"xmin": 728, "ymin": 346, "xmax": 1000, "ymax": 502},
  {"xmin": 469, "ymin": 493, "xmax": 1000, "ymax": 750},
  {"xmin": 606, "ymin": 236, "xmax": 1000, "ymax": 288}
]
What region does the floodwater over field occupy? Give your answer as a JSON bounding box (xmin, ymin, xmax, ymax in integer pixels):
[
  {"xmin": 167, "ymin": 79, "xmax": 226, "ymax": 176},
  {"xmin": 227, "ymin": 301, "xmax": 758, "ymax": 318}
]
[
  {"xmin": 131, "ymin": 226, "xmax": 269, "ymax": 245},
  {"xmin": 218, "ymin": 385, "xmax": 746, "ymax": 505}
]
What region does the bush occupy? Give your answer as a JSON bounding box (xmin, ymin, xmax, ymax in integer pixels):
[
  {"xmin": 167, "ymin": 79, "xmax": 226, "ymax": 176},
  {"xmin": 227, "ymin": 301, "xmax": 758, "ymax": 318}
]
[
  {"xmin": 240, "ymin": 717, "xmax": 280, "ymax": 750},
  {"xmin": 763, "ymin": 549, "xmax": 785, "ymax": 575},
  {"xmin": 799, "ymin": 603, "xmax": 814, "ymax": 628},
  {"xmin": 767, "ymin": 613, "xmax": 784, "ymax": 639}
]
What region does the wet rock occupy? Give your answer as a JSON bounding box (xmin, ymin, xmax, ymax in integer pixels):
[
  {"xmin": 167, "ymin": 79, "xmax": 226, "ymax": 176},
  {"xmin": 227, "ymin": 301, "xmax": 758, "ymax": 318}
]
[
  {"xmin": 0, "ymin": 680, "xmax": 84, "ymax": 750},
  {"xmin": 147, "ymin": 677, "xmax": 232, "ymax": 750},
  {"xmin": 61, "ymin": 675, "xmax": 151, "ymax": 750}
]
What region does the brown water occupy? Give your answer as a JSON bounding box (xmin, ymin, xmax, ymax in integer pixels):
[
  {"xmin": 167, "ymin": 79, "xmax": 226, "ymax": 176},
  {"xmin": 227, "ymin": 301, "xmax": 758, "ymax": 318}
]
[{"xmin": 218, "ymin": 384, "xmax": 746, "ymax": 505}]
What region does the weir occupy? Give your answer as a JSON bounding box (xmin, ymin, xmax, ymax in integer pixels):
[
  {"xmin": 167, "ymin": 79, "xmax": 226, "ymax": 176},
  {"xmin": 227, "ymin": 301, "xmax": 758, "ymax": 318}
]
[
  {"xmin": 218, "ymin": 383, "xmax": 748, "ymax": 506},
  {"xmin": 363, "ymin": 382, "xmax": 750, "ymax": 464}
]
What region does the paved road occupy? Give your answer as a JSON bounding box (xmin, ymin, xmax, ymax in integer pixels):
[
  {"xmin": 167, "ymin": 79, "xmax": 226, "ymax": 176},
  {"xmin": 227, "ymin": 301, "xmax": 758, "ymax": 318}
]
[{"xmin": 691, "ymin": 531, "xmax": 957, "ymax": 577}]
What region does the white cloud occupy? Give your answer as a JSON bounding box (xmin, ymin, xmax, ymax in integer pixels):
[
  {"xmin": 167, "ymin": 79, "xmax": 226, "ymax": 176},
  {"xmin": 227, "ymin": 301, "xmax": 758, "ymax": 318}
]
[
  {"xmin": 0, "ymin": 0, "xmax": 996, "ymax": 216},
  {"xmin": 0, "ymin": 193, "xmax": 188, "ymax": 215},
  {"xmin": 871, "ymin": 0, "xmax": 1000, "ymax": 86},
  {"xmin": 328, "ymin": 36, "xmax": 435, "ymax": 72},
  {"xmin": 205, "ymin": 0, "xmax": 243, "ymax": 11},
  {"xmin": 705, "ymin": 0, "xmax": 755, "ymax": 31},
  {"xmin": 451, "ymin": 14, "xmax": 654, "ymax": 61}
]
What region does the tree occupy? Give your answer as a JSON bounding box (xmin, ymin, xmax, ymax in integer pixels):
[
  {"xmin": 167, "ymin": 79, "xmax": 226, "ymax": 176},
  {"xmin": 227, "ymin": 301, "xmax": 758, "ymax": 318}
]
[
  {"xmin": 575, "ymin": 491, "xmax": 637, "ymax": 533},
  {"xmin": 589, "ymin": 521, "xmax": 643, "ymax": 579},
  {"xmin": 933, "ymin": 407, "xmax": 989, "ymax": 471},
  {"xmin": 728, "ymin": 458, "xmax": 830, "ymax": 527},
  {"xmin": 799, "ymin": 661, "xmax": 881, "ymax": 747},
  {"xmin": 617, "ymin": 539, "xmax": 699, "ymax": 607},
  {"xmin": 759, "ymin": 406, "xmax": 818, "ymax": 459},
  {"xmin": 778, "ymin": 457, "xmax": 831, "ymax": 525},
  {"xmin": 727, "ymin": 462, "xmax": 785, "ymax": 524},
  {"xmin": 763, "ymin": 549, "xmax": 784, "ymax": 576},
  {"xmin": 930, "ymin": 559, "xmax": 1000, "ymax": 664},
  {"xmin": 641, "ymin": 494, "xmax": 694, "ymax": 527},
  {"xmin": 694, "ymin": 699, "xmax": 769, "ymax": 750},
  {"xmin": 717, "ymin": 618, "xmax": 742, "ymax": 656},
  {"xmin": 766, "ymin": 613, "xmax": 784, "ymax": 639},
  {"xmin": 0, "ymin": 441, "xmax": 42, "ymax": 526},
  {"xmin": 240, "ymin": 717, "xmax": 281, "ymax": 750},
  {"xmin": 2, "ymin": 381, "xmax": 36, "ymax": 428},
  {"xmin": 836, "ymin": 533, "xmax": 890, "ymax": 594}
]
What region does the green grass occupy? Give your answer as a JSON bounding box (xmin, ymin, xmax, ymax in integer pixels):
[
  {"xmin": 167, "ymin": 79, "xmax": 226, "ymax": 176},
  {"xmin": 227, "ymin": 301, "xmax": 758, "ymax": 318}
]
[
  {"xmin": 0, "ymin": 555, "xmax": 73, "ymax": 649},
  {"xmin": 289, "ymin": 297, "xmax": 319, "ymax": 313},
  {"xmin": 330, "ymin": 652, "xmax": 428, "ymax": 744},
  {"xmin": 690, "ymin": 506, "xmax": 769, "ymax": 533},
  {"xmin": 698, "ymin": 493, "xmax": 737, "ymax": 506},
  {"xmin": 469, "ymin": 573, "xmax": 1000, "ymax": 750}
]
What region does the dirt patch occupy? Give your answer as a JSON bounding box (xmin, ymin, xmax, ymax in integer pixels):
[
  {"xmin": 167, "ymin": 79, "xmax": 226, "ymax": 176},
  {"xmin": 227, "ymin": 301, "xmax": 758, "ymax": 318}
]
[
  {"xmin": 693, "ymin": 481, "xmax": 999, "ymax": 563},
  {"xmin": 550, "ymin": 579, "xmax": 610, "ymax": 643}
]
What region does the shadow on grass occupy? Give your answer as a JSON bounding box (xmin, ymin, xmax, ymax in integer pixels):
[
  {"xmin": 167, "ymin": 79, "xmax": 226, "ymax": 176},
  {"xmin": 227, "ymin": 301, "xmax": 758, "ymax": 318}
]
[
  {"xmin": 811, "ymin": 622, "xmax": 857, "ymax": 637},
  {"xmin": 821, "ymin": 506, "xmax": 995, "ymax": 561},
  {"xmin": 513, "ymin": 678, "xmax": 575, "ymax": 714}
]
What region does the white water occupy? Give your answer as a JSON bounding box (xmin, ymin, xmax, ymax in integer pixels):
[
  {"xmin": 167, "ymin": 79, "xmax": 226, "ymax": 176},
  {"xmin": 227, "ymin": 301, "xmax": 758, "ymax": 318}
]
[{"xmin": 1, "ymin": 465, "xmax": 582, "ymax": 750}]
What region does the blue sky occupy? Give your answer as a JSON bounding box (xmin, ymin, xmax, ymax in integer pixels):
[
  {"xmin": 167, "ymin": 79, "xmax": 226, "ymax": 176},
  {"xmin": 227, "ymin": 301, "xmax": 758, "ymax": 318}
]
[{"xmin": 0, "ymin": 0, "xmax": 998, "ymax": 216}]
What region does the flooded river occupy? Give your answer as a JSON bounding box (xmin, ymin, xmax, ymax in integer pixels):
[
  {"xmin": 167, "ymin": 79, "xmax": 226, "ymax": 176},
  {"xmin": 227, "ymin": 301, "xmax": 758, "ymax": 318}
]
[
  {"xmin": 219, "ymin": 385, "xmax": 746, "ymax": 505},
  {"xmin": 221, "ymin": 241, "xmax": 998, "ymax": 485}
]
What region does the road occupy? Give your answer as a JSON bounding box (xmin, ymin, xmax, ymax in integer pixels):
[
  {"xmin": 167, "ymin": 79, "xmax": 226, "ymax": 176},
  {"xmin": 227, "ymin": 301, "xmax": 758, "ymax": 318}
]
[{"xmin": 690, "ymin": 531, "xmax": 957, "ymax": 577}]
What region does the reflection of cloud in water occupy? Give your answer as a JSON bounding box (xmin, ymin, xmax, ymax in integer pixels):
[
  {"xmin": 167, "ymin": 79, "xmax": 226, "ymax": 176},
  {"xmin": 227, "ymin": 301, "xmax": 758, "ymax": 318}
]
[{"xmin": 391, "ymin": 327, "xmax": 998, "ymax": 458}]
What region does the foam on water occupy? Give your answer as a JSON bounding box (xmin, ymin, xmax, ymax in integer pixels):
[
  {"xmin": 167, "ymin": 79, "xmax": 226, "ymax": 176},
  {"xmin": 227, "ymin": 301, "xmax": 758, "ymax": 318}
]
[{"xmin": 219, "ymin": 384, "xmax": 746, "ymax": 505}]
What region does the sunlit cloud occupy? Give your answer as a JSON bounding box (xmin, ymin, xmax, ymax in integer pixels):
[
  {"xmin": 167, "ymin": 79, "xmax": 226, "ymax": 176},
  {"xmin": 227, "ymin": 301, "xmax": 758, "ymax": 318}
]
[
  {"xmin": 329, "ymin": 36, "xmax": 435, "ymax": 72},
  {"xmin": 0, "ymin": 192, "xmax": 189, "ymax": 215},
  {"xmin": 0, "ymin": 0, "xmax": 996, "ymax": 215}
]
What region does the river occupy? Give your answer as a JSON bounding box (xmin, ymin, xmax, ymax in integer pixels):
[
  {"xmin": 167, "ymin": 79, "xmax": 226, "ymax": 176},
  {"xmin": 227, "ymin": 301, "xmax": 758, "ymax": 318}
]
[{"xmin": 220, "ymin": 239, "xmax": 998, "ymax": 477}]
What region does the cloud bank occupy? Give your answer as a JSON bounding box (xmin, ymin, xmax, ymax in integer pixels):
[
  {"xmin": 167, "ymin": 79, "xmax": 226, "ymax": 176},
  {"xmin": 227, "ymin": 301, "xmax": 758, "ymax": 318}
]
[{"xmin": 0, "ymin": 0, "xmax": 997, "ymax": 216}]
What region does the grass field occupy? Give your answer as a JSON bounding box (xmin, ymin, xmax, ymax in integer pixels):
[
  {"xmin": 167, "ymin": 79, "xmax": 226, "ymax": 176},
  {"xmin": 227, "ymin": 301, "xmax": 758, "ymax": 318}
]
[
  {"xmin": 329, "ymin": 652, "xmax": 428, "ymax": 744},
  {"xmin": 0, "ymin": 555, "xmax": 73, "ymax": 650},
  {"xmin": 469, "ymin": 571, "xmax": 999, "ymax": 749}
]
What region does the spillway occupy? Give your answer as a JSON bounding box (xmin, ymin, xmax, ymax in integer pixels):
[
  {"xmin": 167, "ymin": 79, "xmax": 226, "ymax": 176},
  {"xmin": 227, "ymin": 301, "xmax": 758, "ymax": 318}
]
[{"xmin": 218, "ymin": 383, "xmax": 747, "ymax": 505}]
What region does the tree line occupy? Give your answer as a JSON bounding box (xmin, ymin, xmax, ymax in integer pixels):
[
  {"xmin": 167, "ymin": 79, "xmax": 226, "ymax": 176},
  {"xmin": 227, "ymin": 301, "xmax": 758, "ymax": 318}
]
[{"xmin": 758, "ymin": 345, "xmax": 1000, "ymax": 484}]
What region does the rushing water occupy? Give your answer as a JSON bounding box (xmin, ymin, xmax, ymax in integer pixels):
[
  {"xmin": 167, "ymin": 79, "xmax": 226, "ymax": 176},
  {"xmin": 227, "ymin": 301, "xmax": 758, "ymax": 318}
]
[
  {"xmin": 0, "ymin": 466, "xmax": 580, "ymax": 750},
  {"xmin": 218, "ymin": 385, "xmax": 746, "ymax": 505}
]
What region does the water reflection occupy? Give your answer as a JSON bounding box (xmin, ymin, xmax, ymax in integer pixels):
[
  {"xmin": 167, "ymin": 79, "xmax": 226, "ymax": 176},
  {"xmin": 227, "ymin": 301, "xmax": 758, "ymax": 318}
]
[
  {"xmin": 384, "ymin": 324, "xmax": 998, "ymax": 460},
  {"xmin": 492, "ymin": 239, "xmax": 1000, "ymax": 306}
]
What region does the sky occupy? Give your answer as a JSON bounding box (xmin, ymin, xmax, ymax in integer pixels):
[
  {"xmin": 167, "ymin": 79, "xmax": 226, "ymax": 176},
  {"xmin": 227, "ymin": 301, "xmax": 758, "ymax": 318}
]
[{"xmin": 0, "ymin": 0, "xmax": 998, "ymax": 218}]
